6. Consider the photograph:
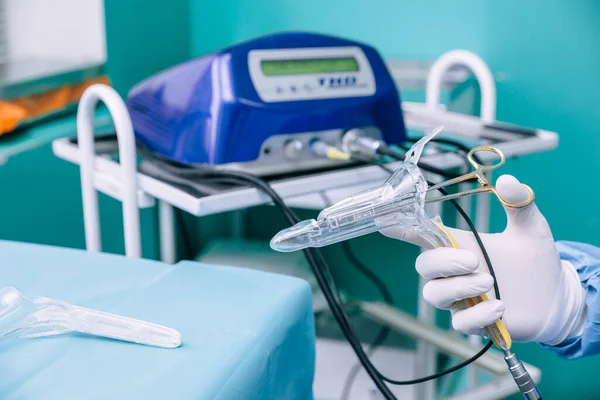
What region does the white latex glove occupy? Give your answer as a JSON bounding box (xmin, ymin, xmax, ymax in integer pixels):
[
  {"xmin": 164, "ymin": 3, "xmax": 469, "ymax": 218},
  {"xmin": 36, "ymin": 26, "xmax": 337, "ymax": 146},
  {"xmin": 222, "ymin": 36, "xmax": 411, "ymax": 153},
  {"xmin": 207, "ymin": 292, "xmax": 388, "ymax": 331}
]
[{"xmin": 381, "ymin": 174, "xmax": 587, "ymax": 345}]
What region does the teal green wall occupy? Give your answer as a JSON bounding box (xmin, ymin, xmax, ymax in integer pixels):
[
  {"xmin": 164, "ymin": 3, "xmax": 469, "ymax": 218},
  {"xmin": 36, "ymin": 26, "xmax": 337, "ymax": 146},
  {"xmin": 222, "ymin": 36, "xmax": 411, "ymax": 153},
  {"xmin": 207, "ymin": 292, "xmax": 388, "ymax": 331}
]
[
  {"xmin": 0, "ymin": 0, "xmax": 194, "ymax": 258},
  {"xmin": 104, "ymin": 0, "xmax": 192, "ymax": 96},
  {"xmin": 0, "ymin": 142, "xmax": 160, "ymax": 259}
]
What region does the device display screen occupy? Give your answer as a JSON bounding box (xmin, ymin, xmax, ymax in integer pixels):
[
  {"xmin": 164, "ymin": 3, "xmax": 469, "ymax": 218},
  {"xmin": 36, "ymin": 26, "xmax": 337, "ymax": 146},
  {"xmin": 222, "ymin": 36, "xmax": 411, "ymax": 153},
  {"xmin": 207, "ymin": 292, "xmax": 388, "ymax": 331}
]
[{"xmin": 261, "ymin": 57, "xmax": 359, "ymax": 76}]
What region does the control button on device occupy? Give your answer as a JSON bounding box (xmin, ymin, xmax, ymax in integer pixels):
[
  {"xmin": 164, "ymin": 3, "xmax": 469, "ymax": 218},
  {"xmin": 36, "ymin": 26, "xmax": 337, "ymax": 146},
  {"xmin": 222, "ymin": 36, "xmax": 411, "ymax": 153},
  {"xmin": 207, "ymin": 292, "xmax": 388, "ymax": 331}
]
[
  {"xmin": 283, "ymin": 139, "xmax": 304, "ymax": 160},
  {"xmin": 329, "ymin": 77, "xmax": 342, "ymax": 87}
]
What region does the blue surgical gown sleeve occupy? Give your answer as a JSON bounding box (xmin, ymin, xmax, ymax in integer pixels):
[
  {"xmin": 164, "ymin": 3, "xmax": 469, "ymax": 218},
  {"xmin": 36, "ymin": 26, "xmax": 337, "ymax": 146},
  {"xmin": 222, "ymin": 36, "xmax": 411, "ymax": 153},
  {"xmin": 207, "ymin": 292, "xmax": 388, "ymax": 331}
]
[{"xmin": 540, "ymin": 241, "xmax": 600, "ymax": 359}]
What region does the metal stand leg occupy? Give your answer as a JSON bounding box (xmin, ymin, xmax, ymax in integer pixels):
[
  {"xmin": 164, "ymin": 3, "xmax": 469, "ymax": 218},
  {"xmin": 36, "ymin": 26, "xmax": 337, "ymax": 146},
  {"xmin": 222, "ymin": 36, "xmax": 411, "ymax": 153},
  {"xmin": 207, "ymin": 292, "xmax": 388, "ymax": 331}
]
[
  {"xmin": 159, "ymin": 200, "xmax": 176, "ymax": 264},
  {"xmin": 77, "ymin": 84, "xmax": 141, "ymax": 258}
]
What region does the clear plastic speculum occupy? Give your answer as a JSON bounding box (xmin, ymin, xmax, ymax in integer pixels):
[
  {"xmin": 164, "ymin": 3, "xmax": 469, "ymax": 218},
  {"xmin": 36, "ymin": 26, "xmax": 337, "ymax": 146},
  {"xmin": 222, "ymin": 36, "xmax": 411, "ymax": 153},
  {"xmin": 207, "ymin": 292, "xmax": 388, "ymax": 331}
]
[
  {"xmin": 0, "ymin": 287, "xmax": 181, "ymax": 349},
  {"xmin": 270, "ymin": 127, "xmax": 452, "ymax": 252}
]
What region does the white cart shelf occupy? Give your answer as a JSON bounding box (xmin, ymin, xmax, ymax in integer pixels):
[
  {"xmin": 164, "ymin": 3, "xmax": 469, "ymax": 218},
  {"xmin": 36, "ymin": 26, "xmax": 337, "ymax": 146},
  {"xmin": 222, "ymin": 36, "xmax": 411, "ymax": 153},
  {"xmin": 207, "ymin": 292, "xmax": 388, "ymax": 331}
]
[{"xmin": 53, "ymin": 114, "xmax": 557, "ymax": 217}]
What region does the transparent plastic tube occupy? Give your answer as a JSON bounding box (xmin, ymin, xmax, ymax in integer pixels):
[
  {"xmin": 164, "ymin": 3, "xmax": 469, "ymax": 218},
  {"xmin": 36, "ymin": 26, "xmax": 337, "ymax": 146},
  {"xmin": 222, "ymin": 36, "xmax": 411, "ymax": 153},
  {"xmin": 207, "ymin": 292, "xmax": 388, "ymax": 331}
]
[
  {"xmin": 0, "ymin": 287, "xmax": 181, "ymax": 348},
  {"xmin": 270, "ymin": 126, "xmax": 451, "ymax": 252}
]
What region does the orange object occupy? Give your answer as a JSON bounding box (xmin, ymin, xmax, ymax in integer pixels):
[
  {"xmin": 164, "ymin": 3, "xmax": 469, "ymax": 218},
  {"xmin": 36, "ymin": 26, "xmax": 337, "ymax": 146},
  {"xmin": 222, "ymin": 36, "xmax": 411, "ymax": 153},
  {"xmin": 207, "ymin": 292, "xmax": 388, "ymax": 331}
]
[{"xmin": 0, "ymin": 75, "xmax": 111, "ymax": 136}]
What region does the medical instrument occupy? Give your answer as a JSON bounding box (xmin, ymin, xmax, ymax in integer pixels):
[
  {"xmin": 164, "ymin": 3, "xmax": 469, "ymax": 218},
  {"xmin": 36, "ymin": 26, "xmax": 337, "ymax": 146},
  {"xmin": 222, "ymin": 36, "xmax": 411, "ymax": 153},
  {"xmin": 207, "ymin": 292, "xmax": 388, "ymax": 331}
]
[
  {"xmin": 126, "ymin": 32, "xmax": 406, "ymax": 175},
  {"xmin": 0, "ymin": 286, "xmax": 181, "ymax": 348},
  {"xmin": 270, "ymin": 127, "xmax": 452, "ymax": 251},
  {"xmin": 426, "ymin": 146, "xmax": 534, "ymax": 207},
  {"xmin": 270, "ymin": 128, "xmax": 535, "ymax": 251},
  {"xmin": 271, "ymin": 127, "xmax": 542, "ymax": 399}
]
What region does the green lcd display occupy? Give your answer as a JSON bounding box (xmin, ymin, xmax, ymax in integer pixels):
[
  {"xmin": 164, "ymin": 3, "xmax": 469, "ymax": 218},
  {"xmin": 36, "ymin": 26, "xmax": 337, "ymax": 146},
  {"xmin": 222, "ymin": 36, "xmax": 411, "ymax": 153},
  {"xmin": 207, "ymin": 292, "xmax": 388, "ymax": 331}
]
[{"xmin": 261, "ymin": 57, "xmax": 359, "ymax": 76}]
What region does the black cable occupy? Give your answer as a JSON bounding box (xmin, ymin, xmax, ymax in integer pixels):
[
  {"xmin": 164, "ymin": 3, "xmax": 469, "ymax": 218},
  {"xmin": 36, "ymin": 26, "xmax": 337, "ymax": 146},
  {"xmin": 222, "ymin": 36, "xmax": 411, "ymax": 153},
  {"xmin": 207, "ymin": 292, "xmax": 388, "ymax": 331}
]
[
  {"xmin": 369, "ymin": 158, "xmax": 500, "ymax": 301},
  {"xmin": 318, "ymin": 192, "xmax": 394, "ymax": 400},
  {"xmin": 445, "ymin": 182, "xmax": 499, "ymax": 301},
  {"xmin": 371, "ymin": 152, "xmax": 500, "ymax": 301},
  {"xmin": 147, "ymin": 157, "xmax": 499, "ymax": 397},
  {"xmin": 209, "ymin": 169, "xmax": 500, "ymax": 388},
  {"xmin": 161, "ymin": 167, "xmax": 398, "ymax": 398},
  {"xmin": 318, "ymin": 189, "xmax": 394, "ymax": 306},
  {"xmin": 379, "ymin": 183, "xmax": 498, "ymax": 385},
  {"xmin": 341, "ymin": 326, "xmax": 390, "ymax": 400},
  {"xmin": 338, "ymin": 242, "xmax": 392, "ymax": 399},
  {"xmin": 345, "ymin": 159, "xmax": 501, "ymax": 386},
  {"xmin": 342, "ymin": 241, "xmax": 393, "ymax": 304},
  {"xmin": 383, "ymin": 341, "xmax": 494, "ymax": 385},
  {"xmin": 373, "ymin": 154, "xmax": 501, "ymax": 384},
  {"xmin": 327, "ymin": 150, "xmax": 500, "ymax": 391}
]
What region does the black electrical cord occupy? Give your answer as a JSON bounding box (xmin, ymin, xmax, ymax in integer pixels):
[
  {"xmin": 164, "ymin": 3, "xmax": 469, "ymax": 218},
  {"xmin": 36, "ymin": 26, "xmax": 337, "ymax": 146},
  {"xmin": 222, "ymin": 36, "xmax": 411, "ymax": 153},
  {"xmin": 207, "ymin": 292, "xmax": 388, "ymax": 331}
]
[
  {"xmin": 369, "ymin": 151, "xmax": 501, "ymax": 304},
  {"xmin": 342, "ymin": 243, "xmax": 394, "ymax": 304},
  {"xmin": 172, "ymin": 157, "xmax": 446, "ymax": 396},
  {"xmin": 147, "ymin": 155, "xmax": 500, "ymax": 399},
  {"xmin": 380, "ymin": 181, "xmax": 496, "ymax": 385},
  {"xmin": 385, "ymin": 341, "xmax": 494, "ymax": 385},
  {"xmin": 318, "ymin": 192, "xmax": 394, "ymax": 400},
  {"xmin": 329, "ymin": 147, "xmax": 499, "ymax": 396},
  {"xmin": 338, "ymin": 241, "xmax": 392, "ymax": 399},
  {"xmin": 341, "ymin": 325, "xmax": 390, "ymax": 400},
  {"xmin": 373, "ymin": 141, "xmax": 501, "ymax": 304},
  {"xmin": 369, "ymin": 142, "xmax": 494, "ymax": 298},
  {"xmin": 152, "ymin": 165, "xmax": 397, "ymax": 398},
  {"xmin": 337, "ymin": 157, "xmax": 500, "ymax": 387}
]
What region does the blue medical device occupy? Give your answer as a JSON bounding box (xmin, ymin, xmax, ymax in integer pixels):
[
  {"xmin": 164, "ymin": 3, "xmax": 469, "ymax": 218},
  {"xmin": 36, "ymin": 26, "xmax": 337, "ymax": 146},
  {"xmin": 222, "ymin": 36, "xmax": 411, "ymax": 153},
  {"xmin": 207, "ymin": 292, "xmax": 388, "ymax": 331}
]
[{"xmin": 127, "ymin": 32, "xmax": 407, "ymax": 175}]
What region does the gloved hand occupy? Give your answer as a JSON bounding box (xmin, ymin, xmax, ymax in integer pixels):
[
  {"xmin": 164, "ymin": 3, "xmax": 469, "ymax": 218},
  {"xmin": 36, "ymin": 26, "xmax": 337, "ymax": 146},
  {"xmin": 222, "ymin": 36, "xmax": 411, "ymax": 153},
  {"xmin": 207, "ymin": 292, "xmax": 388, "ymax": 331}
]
[{"xmin": 381, "ymin": 174, "xmax": 587, "ymax": 345}]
